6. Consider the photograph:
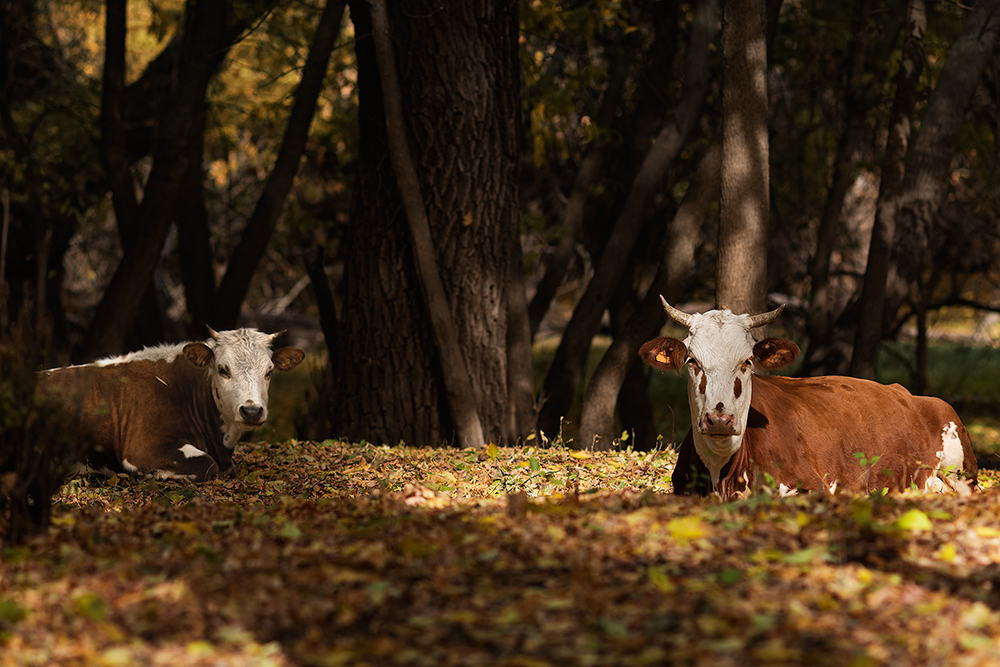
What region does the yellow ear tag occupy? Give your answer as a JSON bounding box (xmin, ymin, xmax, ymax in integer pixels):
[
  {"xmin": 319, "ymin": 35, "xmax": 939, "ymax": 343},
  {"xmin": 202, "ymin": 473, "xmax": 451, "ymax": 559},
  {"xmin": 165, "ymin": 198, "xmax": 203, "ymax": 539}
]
[{"xmin": 655, "ymin": 352, "xmax": 667, "ymax": 363}]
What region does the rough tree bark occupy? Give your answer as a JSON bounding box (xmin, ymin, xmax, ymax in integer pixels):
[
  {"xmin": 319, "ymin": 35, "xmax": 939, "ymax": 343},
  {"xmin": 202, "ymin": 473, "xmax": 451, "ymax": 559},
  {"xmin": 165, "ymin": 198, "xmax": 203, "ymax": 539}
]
[
  {"xmin": 716, "ymin": 0, "xmax": 769, "ymax": 316},
  {"xmin": 332, "ymin": 0, "xmax": 519, "ymax": 448},
  {"xmin": 580, "ymin": 140, "xmax": 720, "ymax": 451},
  {"xmin": 535, "ymin": 0, "xmax": 717, "ymax": 439},
  {"xmin": 850, "ymin": 0, "xmax": 926, "ymax": 379},
  {"xmin": 367, "ymin": 0, "xmax": 484, "ymax": 449}
]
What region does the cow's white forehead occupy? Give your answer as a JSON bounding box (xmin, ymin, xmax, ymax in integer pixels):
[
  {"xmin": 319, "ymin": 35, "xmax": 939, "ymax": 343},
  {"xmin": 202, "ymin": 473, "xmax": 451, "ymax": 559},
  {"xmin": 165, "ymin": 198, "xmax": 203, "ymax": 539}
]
[
  {"xmin": 685, "ymin": 310, "xmax": 755, "ymax": 366},
  {"xmin": 208, "ymin": 329, "xmax": 275, "ymax": 370}
]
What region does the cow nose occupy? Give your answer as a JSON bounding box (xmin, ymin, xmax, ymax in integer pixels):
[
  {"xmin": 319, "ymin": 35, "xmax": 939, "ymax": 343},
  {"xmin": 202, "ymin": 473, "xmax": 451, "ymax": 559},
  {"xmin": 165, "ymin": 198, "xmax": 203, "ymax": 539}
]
[
  {"xmin": 704, "ymin": 412, "xmax": 735, "ymax": 430},
  {"xmin": 240, "ymin": 405, "xmax": 264, "ymax": 423}
]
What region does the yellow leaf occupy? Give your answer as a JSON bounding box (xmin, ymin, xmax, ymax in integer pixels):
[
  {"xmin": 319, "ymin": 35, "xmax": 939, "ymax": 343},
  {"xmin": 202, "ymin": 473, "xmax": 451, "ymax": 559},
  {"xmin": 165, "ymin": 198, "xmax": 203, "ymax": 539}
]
[
  {"xmin": 974, "ymin": 526, "xmax": 1000, "ymax": 538},
  {"xmin": 648, "ymin": 566, "xmax": 676, "ymax": 594},
  {"xmin": 893, "ymin": 509, "xmax": 932, "ymax": 532},
  {"xmin": 462, "ymin": 211, "xmax": 473, "ymax": 227},
  {"xmin": 937, "ymin": 542, "xmax": 957, "ymax": 562},
  {"xmin": 667, "ymin": 516, "xmax": 709, "ymax": 543},
  {"xmin": 172, "ymin": 521, "xmax": 200, "ymax": 536},
  {"xmin": 568, "ymin": 451, "xmax": 591, "ymax": 460}
]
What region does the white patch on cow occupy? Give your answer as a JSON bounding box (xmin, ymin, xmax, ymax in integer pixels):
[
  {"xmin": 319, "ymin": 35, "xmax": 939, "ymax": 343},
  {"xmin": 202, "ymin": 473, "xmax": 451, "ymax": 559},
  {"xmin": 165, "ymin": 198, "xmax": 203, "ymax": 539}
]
[
  {"xmin": 936, "ymin": 421, "xmax": 964, "ymax": 471},
  {"xmin": 179, "ymin": 444, "xmax": 208, "ymax": 459},
  {"xmin": 924, "ymin": 421, "xmax": 966, "ymax": 493},
  {"xmin": 121, "ymin": 458, "xmax": 139, "ymax": 473},
  {"xmin": 93, "ymin": 342, "xmax": 185, "ymax": 367},
  {"xmin": 828, "ymin": 480, "xmax": 839, "ymax": 495},
  {"xmin": 778, "ymin": 483, "xmax": 798, "ymax": 497}
]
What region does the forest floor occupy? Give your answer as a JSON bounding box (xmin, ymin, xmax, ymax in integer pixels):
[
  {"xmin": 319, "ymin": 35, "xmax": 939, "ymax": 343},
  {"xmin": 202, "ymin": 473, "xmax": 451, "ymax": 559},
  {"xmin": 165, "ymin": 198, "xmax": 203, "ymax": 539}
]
[{"xmin": 2, "ymin": 441, "xmax": 1000, "ymax": 666}]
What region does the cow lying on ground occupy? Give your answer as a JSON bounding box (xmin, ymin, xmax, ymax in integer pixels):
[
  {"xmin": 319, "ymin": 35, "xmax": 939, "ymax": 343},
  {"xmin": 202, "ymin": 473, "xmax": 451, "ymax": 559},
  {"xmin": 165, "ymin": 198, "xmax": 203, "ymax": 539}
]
[
  {"xmin": 639, "ymin": 298, "xmax": 978, "ymax": 497},
  {"xmin": 39, "ymin": 328, "xmax": 305, "ymax": 482}
]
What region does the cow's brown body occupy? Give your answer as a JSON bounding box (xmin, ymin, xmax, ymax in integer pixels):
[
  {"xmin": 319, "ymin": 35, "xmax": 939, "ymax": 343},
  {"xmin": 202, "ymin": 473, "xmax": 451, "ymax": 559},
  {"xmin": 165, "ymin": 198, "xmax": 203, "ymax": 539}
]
[
  {"xmin": 41, "ymin": 356, "xmax": 227, "ymax": 480},
  {"xmin": 672, "ymin": 373, "xmax": 979, "ymax": 497}
]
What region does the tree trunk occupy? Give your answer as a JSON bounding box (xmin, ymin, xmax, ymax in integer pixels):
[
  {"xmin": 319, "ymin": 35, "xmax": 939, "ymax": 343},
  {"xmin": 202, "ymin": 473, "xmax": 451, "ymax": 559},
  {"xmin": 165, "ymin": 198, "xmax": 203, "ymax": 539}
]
[
  {"xmin": 174, "ymin": 117, "xmax": 215, "ymax": 337},
  {"xmin": 536, "ymin": 0, "xmax": 717, "ymax": 439},
  {"xmin": 368, "ymin": 0, "xmax": 485, "ymax": 449},
  {"xmin": 802, "ymin": 0, "xmax": 871, "ymax": 374},
  {"xmin": 210, "ymin": 0, "xmax": 347, "ymax": 330},
  {"xmin": 580, "ymin": 140, "xmax": 720, "ymax": 450},
  {"xmin": 716, "ymin": 0, "xmax": 769, "ymax": 316},
  {"xmin": 850, "ymin": 0, "xmax": 926, "ymax": 379},
  {"xmin": 332, "ymin": 0, "xmax": 519, "ymax": 448},
  {"xmin": 506, "ymin": 235, "xmax": 536, "ymax": 443}
]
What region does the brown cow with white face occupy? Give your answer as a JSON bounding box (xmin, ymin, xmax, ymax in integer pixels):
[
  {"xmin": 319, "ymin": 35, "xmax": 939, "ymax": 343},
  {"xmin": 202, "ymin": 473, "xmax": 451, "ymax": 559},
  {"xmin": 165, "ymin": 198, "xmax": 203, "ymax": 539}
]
[
  {"xmin": 640, "ymin": 298, "xmax": 978, "ymax": 497},
  {"xmin": 40, "ymin": 328, "xmax": 305, "ymax": 482}
]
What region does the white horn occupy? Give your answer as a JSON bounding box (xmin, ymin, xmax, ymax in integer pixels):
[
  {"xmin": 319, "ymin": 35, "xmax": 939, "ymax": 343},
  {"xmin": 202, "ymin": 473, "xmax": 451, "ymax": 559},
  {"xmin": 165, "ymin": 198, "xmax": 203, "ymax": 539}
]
[
  {"xmin": 660, "ymin": 296, "xmax": 694, "ymax": 327},
  {"xmin": 268, "ymin": 330, "xmax": 287, "ymax": 343},
  {"xmin": 746, "ymin": 304, "xmax": 785, "ymax": 329},
  {"xmin": 206, "ymin": 326, "xmax": 221, "ymax": 341}
]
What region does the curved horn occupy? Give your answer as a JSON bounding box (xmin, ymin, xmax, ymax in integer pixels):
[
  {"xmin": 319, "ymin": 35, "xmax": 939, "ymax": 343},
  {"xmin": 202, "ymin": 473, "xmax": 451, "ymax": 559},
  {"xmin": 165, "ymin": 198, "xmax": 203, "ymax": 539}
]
[
  {"xmin": 659, "ymin": 296, "xmax": 694, "ymax": 328},
  {"xmin": 206, "ymin": 326, "xmax": 221, "ymax": 341},
  {"xmin": 746, "ymin": 304, "xmax": 785, "ymax": 329},
  {"xmin": 268, "ymin": 330, "xmax": 287, "ymax": 343}
]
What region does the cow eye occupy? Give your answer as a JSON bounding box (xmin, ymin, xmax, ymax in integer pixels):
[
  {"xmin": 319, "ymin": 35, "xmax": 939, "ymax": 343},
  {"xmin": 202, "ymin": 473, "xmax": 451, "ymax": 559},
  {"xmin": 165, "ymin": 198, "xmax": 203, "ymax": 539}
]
[
  {"xmin": 218, "ymin": 366, "xmax": 231, "ymax": 378},
  {"xmin": 742, "ymin": 359, "xmax": 753, "ymax": 372},
  {"xmin": 265, "ymin": 369, "xmax": 272, "ymax": 380},
  {"xmin": 686, "ymin": 358, "xmax": 700, "ymax": 372}
]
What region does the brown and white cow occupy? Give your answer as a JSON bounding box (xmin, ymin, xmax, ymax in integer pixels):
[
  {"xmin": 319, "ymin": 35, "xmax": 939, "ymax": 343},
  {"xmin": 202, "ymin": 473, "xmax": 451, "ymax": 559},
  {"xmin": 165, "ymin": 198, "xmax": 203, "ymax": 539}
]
[
  {"xmin": 639, "ymin": 298, "xmax": 978, "ymax": 497},
  {"xmin": 39, "ymin": 328, "xmax": 305, "ymax": 482}
]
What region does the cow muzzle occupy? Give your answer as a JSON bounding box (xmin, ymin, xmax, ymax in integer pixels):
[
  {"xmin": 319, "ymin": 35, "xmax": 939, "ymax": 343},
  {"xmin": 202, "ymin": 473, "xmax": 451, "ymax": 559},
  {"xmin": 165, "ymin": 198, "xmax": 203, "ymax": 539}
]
[
  {"xmin": 701, "ymin": 411, "xmax": 737, "ymax": 437},
  {"xmin": 239, "ymin": 404, "xmax": 265, "ymax": 426}
]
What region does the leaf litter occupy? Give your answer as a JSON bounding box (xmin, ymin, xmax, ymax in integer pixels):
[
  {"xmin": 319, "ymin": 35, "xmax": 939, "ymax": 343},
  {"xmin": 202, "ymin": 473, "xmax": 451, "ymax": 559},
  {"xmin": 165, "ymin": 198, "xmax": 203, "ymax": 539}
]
[{"xmin": 2, "ymin": 439, "xmax": 1000, "ymax": 666}]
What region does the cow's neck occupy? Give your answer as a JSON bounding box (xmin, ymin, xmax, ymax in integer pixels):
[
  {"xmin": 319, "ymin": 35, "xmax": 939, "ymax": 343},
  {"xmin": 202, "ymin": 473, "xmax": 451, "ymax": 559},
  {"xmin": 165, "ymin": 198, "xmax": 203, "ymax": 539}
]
[
  {"xmin": 220, "ymin": 420, "xmax": 244, "ymax": 450},
  {"xmin": 691, "ymin": 432, "xmax": 742, "ymax": 491}
]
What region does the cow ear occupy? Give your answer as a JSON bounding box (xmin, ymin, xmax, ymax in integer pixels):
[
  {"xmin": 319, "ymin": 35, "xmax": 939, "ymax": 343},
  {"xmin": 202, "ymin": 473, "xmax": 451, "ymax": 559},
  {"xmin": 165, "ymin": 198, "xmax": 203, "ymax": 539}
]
[
  {"xmin": 272, "ymin": 347, "xmax": 305, "ymax": 372},
  {"xmin": 183, "ymin": 342, "xmax": 214, "ymax": 368},
  {"xmin": 639, "ymin": 337, "xmax": 687, "ymax": 374},
  {"xmin": 754, "ymin": 338, "xmax": 799, "ymax": 370}
]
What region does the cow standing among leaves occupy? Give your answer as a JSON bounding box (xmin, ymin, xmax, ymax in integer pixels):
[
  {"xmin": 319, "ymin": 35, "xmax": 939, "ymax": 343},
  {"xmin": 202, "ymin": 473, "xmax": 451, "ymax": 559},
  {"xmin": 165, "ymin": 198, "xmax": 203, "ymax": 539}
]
[
  {"xmin": 40, "ymin": 328, "xmax": 305, "ymax": 482},
  {"xmin": 639, "ymin": 298, "xmax": 978, "ymax": 497}
]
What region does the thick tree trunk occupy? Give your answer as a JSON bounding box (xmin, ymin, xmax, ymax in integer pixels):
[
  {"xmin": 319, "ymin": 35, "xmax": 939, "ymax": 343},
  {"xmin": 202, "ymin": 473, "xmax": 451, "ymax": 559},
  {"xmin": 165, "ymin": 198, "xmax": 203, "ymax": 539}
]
[
  {"xmin": 716, "ymin": 0, "xmax": 769, "ymax": 316},
  {"xmin": 580, "ymin": 140, "xmax": 720, "ymax": 450},
  {"xmin": 211, "ymin": 0, "xmax": 347, "ymax": 330},
  {"xmin": 850, "ymin": 0, "xmax": 926, "ymax": 379},
  {"xmin": 174, "ymin": 118, "xmax": 215, "ymax": 337},
  {"xmin": 802, "ymin": 0, "xmax": 871, "ymax": 375},
  {"xmin": 368, "ymin": 0, "xmax": 484, "ymax": 449},
  {"xmin": 332, "ymin": 0, "xmax": 519, "ymax": 448},
  {"xmin": 506, "ymin": 235, "xmax": 536, "ymax": 442},
  {"xmin": 536, "ymin": 0, "xmax": 717, "ymax": 438}
]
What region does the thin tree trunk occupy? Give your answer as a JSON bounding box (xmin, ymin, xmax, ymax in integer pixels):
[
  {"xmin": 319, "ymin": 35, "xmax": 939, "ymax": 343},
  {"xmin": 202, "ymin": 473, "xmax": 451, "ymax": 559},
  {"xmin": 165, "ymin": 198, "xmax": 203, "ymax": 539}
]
[
  {"xmin": 174, "ymin": 116, "xmax": 215, "ymax": 336},
  {"xmin": 850, "ymin": 0, "xmax": 926, "ymax": 379},
  {"xmin": 211, "ymin": 0, "xmax": 347, "ymax": 330},
  {"xmin": 803, "ymin": 0, "xmax": 870, "ymax": 372},
  {"xmin": 716, "ymin": 0, "xmax": 769, "ymax": 316},
  {"xmin": 506, "ymin": 235, "xmax": 535, "ymax": 443},
  {"xmin": 536, "ymin": 0, "xmax": 717, "ymax": 438},
  {"xmin": 580, "ymin": 140, "xmax": 720, "ymax": 450},
  {"xmin": 369, "ymin": 0, "xmax": 484, "ymax": 449}
]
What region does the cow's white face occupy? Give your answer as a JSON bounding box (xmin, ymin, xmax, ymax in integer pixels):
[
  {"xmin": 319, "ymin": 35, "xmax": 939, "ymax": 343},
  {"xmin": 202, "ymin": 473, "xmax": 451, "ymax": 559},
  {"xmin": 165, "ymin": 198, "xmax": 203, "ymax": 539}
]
[
  {"xmin": 183, "ymin": 328, "xmax": 305, "ymax": 447},
  {"xmin": 639, "ymin": 299, "xmax": 798, "ymax": 485}
]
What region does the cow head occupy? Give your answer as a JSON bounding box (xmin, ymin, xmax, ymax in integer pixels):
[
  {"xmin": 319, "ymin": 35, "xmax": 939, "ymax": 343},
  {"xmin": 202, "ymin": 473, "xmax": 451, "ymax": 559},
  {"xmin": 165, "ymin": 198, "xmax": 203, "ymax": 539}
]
[
  {"xmin": 639, "ymin": 297, "xmax": 798, "ymax": 461},
  {"xmin": 182, "ymin": 328, "xmax": 305, "ymax": 446}
]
